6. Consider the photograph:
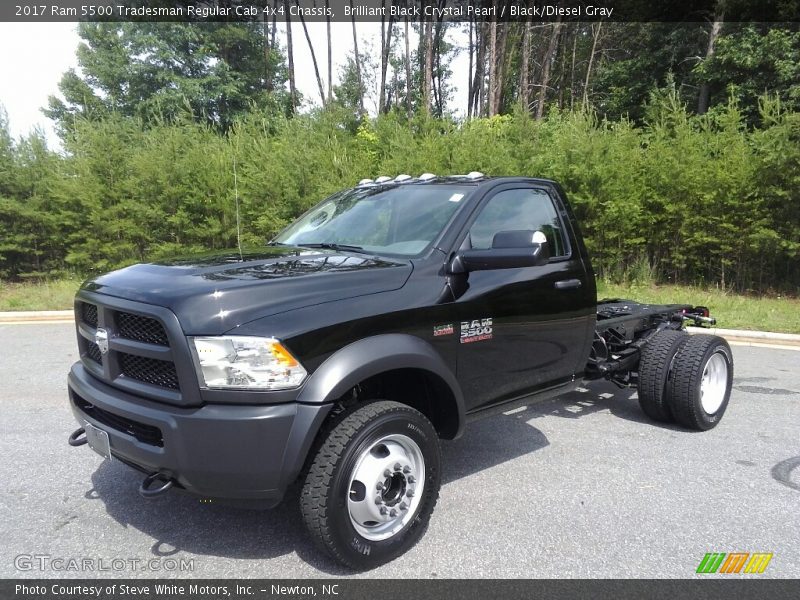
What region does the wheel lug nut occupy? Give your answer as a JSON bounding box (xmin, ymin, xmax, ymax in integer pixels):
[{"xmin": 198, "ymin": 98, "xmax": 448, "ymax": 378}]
[
  {"xmin": 376, "ymin": 482, "xmax": 383, "ymax": 490},
  {"xmin": 407, "ymin": 476, "xmax": 416, "ymax": 484},
  {"xmin": 374, "ymin": 496, "xmax": 382, "ymax": 505},
  {"xmin": 399, "ymin": 502, "xmax": 408, "ymax": 511},
  {"xmin": 379, "ymin": 507, "xmax": 388, "ymax": 515},
  {"xmin": 394, "ymin": 463, "xmax": 402, "ymax": 471},
  {"xmin": 384, "ymin": 469, "xmax": 391, "ymax": 477},
  {"xmin": 389, "ymin": 509, "xmax": 397, "ymax": 517},
  {"xmin": 406, "ymin": 490, "xmax": 414, "ymax": 498},
  {"xmin": 403, "ymin": 466, "xmax": 411, "ymax": 474}
]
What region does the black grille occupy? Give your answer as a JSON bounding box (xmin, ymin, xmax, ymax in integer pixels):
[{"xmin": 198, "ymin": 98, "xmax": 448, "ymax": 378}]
[
  {"xmin": 117, "ymin": 312, "xmax": 169, "ymax": 346},
  {"xmin": 85, "ymin": 342, "xmax": 102, "ymax": 364},
  {"xmin": 81, "ymin": 302, "xmax": 98, "ymax": 327},
  {"xmin": 73, "ymin": 393, "xmax": 163, "ymax": 447},
  {"xmin": 119, "ymin": 353, "xmax": 179, "ymax": 390}
]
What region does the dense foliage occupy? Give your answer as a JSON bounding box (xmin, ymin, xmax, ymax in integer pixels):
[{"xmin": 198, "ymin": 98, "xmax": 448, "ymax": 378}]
[
  {"xmin": 1, "ymin": 94, "xmax": 798, "ymax": 293},
  {"xmin": 46, "ymin": 22, "xmax": 290, "ymax": 132},
  {"xmin": 0, "ymin": 18, "xmax": 799, "ymax": 294}
]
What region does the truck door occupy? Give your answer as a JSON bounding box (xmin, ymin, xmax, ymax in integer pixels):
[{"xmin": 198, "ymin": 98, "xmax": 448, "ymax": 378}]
[{"xmin": 453, "ymin": 184, "xmax": 594, "ymax": 412}]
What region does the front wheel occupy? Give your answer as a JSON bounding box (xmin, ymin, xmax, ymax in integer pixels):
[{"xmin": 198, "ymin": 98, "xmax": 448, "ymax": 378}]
[
  {"xmin": 300, "ymin": 401, "xmax": 441, "ymax": 569},
  {"xmin": 667, "ymin": 334, "xmax": 734, "ymax": 431}
]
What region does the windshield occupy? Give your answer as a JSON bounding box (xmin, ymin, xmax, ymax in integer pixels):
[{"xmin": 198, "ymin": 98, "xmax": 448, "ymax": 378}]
[{"xmin": 274, "ymin": 184, "xmax": 473, "ymax": 257}]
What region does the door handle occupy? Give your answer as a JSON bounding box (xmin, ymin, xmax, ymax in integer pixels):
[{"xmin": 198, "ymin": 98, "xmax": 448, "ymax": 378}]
[{"xmin": 554, "ymin": 278, "xmax": 582, "ymax": 290}]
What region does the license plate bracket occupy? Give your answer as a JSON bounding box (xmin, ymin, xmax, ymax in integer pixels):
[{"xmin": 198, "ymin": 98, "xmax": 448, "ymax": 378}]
[{"xmin": 84, "ymin": 422, "xmax": 112, "ymax": 460}]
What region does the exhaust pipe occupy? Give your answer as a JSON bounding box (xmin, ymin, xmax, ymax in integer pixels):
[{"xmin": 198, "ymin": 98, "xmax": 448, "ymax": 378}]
[
  {"xmin": 68, "ymin": 427, "xmax": 87, "ymax": 446},
  {"xmin": 139, "ymin": 471, "xmax": 175, "ymax": 499}
]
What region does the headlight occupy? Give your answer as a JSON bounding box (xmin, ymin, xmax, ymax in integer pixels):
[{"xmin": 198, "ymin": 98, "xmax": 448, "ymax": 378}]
[{"xmin": 190, "ymin": 336, "xmax": 307, "ymax": 390}]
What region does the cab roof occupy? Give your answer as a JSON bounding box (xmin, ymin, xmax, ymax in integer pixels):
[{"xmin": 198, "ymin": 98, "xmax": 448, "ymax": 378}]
[{"xmin": 354, "ymin": 173, "xmax": 557, "ymax": 188}]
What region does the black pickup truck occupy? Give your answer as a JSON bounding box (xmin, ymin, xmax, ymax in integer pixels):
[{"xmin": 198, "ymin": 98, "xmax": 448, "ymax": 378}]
[{"xmin": 67, "ymin": 174, "xmax": 733, "ymax": 569}]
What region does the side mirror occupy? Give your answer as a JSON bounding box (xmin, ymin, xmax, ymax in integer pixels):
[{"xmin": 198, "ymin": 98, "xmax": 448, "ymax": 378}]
[{"xmin": 450, "ymin": 230, "xmax": 550, "ymax": 273}]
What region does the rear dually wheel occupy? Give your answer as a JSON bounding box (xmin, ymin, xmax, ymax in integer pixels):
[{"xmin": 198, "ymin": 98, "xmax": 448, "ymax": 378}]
[
  {"xmin": 637, "ymin": 329, "xmax": 689, "ymax": 423},
  {"xmin": 667, "ymin": 334, "xmax": 733, "ymax": 431}
]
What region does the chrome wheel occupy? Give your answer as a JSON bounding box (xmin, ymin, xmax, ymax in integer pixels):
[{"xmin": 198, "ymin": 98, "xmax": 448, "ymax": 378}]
[
  {"xmin": 347, "ymin": 434, "xmax": 425, "ymax": 542},
  {"xmin": 700, "ymin": 351, "xmax": 728, "ymax": 414}
]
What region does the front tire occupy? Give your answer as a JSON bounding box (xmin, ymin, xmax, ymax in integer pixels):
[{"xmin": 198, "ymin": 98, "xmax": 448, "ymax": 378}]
[
  {"xmin": 300, "ymin": 401, "xmax": 441, "ymax": 569},
  {"xmin": 667, "ymin": 334, "xmax": 733, "ymax": 431}
]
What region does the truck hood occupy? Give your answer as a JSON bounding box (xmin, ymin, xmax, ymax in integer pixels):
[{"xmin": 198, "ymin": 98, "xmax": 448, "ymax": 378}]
[{"xmin": 82, "ymin": 247, "xmax": 413, "ymax": 334}]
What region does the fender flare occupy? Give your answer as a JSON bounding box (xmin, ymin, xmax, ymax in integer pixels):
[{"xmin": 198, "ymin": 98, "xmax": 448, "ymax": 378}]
[
  {"xmin": 278, "ymin": 334, "xmax": 465, "ymax": 490},
  {"xmin": 297, "ymin": 333, "xmax": 466, "ymax": 437}
]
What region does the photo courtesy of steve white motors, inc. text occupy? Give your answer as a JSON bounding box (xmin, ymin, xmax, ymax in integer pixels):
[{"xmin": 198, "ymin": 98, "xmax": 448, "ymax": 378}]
[{"xmin": 14, "ymin": 583, "xmax": 341, "ymax": 597}]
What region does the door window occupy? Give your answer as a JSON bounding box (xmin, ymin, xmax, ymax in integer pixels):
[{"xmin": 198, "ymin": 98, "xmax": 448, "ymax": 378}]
[{"xmin": 469, "ymin": 188, "xmax": 568, "ymax": 256}]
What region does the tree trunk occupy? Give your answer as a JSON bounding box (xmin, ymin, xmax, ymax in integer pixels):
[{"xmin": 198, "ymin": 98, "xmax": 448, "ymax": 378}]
[
  {"xmin": 379, "ymin": 1, "xmax": 386, "ymax": 112},
  {"xmin": 423, "ymin": 14, "xmax": 434, "ymax": 115},
  {"xmin": 432, "ymin": 7, "xmax": 445, "ymax": 116},
  {"xmin": 383, "ymin": 10, "xmax": 394, "ymax": 113},
  {"xmin": 487, "ymin": 18, "xmax": 497, "ymax": 115},
  {"xmin": 350, "ymin": 0, "xmax": 364, "ymax": 114},
  {"xmin": 697, "ymin": 15, "xmax": 723, "ymax": 115},
  {"xmin": 263, "ymin": 19, "xmax": 273, "ymax": 92},
  {"xmin": 493, "ymin": 22, "xmax": 508, "ymax": 115},
  {"xmin": 295, "ymin": 0, "xmax": 326, "ymax": 105},
  {"xmin": 519, "ymin": 11, "xmax": 532, "ymax": 111},
  {"xmin": 472, "ymin": 22, "xmax": 489, "ymax": 117},
  {"xmin": 404, "ymin": 15, "xmax": 412, "ymax": 120},
  {"xmin": 473, "ymin": 22, "xmax": 486, "ymax": 116},
  {"xmin": 535, "ymin": 19, "xmax": 562, "ymax": 120},
  {"xmin": 284, "ymin": 1, "xmax": 296, "ymax": 112},
  {"xmin": 467, "ymin": 14, "xmax": 474, "ymax": 118},
  {"xmin": 582, "ymin": 21, "xmax": 602, "ymax": 109},
  {"xmin": 270, "ymin": 0, "xmax": 277, "ymax": 49},
  {"xmin": 325, "ymin": 0, "xmax": 332, "ymax": 104},
  {"xmin": 570, "ymin": 24, "xmax": 577, "ymax": 109},
  {"xmin": 379, "ymin": 2, "xmax": 395, "ymax": 114},
  {"xmin": 556, "ymin": 22, "xmax": 567, "ymax": 108}
]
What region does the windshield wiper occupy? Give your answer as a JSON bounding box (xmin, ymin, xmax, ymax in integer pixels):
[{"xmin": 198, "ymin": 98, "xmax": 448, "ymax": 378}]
[{"xmin": 296, "ymin": 242, "xmax": 367, "ymax": 254}]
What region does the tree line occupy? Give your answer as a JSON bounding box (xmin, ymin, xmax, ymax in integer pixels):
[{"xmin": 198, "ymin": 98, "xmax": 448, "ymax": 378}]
[
  {"xmin": 43, "ymin": 6, "xmax": 800, "ymax": 128},
  {"xmin": 0, "ymin": 11, "xmax": 799, "ymax": 294}
]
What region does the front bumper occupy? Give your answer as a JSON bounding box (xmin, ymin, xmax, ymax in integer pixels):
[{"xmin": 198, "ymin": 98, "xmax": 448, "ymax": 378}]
[{"xmin": 67, "ymin": 363, "xmax": 331, "ymax": 506}]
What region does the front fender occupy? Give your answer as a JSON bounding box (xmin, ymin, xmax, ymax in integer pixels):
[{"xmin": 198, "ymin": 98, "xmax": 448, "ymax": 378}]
[{"xmin": 296, "ymin": 333, "xmax": 466, "ymax": 438}]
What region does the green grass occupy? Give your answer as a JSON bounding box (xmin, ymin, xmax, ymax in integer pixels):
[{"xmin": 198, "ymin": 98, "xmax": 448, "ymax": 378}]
[
  {"xmin": 1, "ymin": 278, "xmax": 798, "ymax": 334},
  {"xmin": 0, "ymin": 279, "xmax": 81, "ymax": 311},
  {"xmin": 597, "ymin": 281, "xmax": 800, "ymax": 334}
]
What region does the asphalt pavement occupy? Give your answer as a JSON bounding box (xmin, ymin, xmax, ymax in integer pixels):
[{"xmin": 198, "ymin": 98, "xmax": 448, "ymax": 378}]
[{"xmin": 0, "ymin": 323, "xmax": 797, "ymax": 578}]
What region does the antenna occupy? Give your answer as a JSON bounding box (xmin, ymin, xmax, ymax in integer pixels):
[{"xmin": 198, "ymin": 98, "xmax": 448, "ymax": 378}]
[{"xmin": 233, "ymin": 153, "xmax": 243, "ymax": 261}]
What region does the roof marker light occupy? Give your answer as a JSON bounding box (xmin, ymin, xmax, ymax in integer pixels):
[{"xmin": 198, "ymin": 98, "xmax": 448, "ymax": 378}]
[
  {"xmin": 374, "ymin": 176, "xmax": 392, "ymax": 183},
  {"xmin": 357, "ymin": 178, "xmax": 373, "ymax": 185},
  {"xmin": 418, "ymin": 173, "xmax": 436, "ymax": 181},
  {"xmin": 466, "ymin": 171, "xmax": 485, "ymax": 179},
  {"xmin": 394, "ymin": 174, "xmax": 412, "ymax": 182}
]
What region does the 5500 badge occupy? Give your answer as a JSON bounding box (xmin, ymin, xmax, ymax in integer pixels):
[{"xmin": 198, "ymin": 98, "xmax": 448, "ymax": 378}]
[{"xmin": 460, "ymin": 318, "xmax": 493, "ymax": 344}]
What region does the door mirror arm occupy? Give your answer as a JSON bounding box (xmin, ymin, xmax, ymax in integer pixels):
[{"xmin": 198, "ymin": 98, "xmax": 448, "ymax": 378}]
[{"xmin": 449, "ymin": 253, "xmax": 467, "ymax": 274}]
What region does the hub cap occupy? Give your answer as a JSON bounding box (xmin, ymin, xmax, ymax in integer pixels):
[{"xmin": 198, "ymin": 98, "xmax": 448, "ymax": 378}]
[
  {"xmin": 347, "ymin": 434, "xmax": 425, "ymax": 541},
  {"xmin": 700, "ymin": 352, "xmax": 728, "ymax": 414}
]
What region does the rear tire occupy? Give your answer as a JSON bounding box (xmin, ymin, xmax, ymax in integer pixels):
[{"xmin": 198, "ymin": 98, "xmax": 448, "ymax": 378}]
[
  {"xmin": 667, "ymin": 334, "xmax": 733, "ymax": 431},
  {"xmin": 637, "ymin": 329, "xmax": 689, "ymax": 423},
  {"xmin": 300, "ymin": 401, "xmax": 441, "ymax": 570}
]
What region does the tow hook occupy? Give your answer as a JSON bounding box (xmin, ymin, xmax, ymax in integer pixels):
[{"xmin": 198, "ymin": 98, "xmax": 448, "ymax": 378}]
[
  {"xmin": 68, "ymin": 427, "xmax": 87, "ymax": 446},
  {"xmin": 139, "ymin": 472, "xmax": 175, "ymax": 499}
]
